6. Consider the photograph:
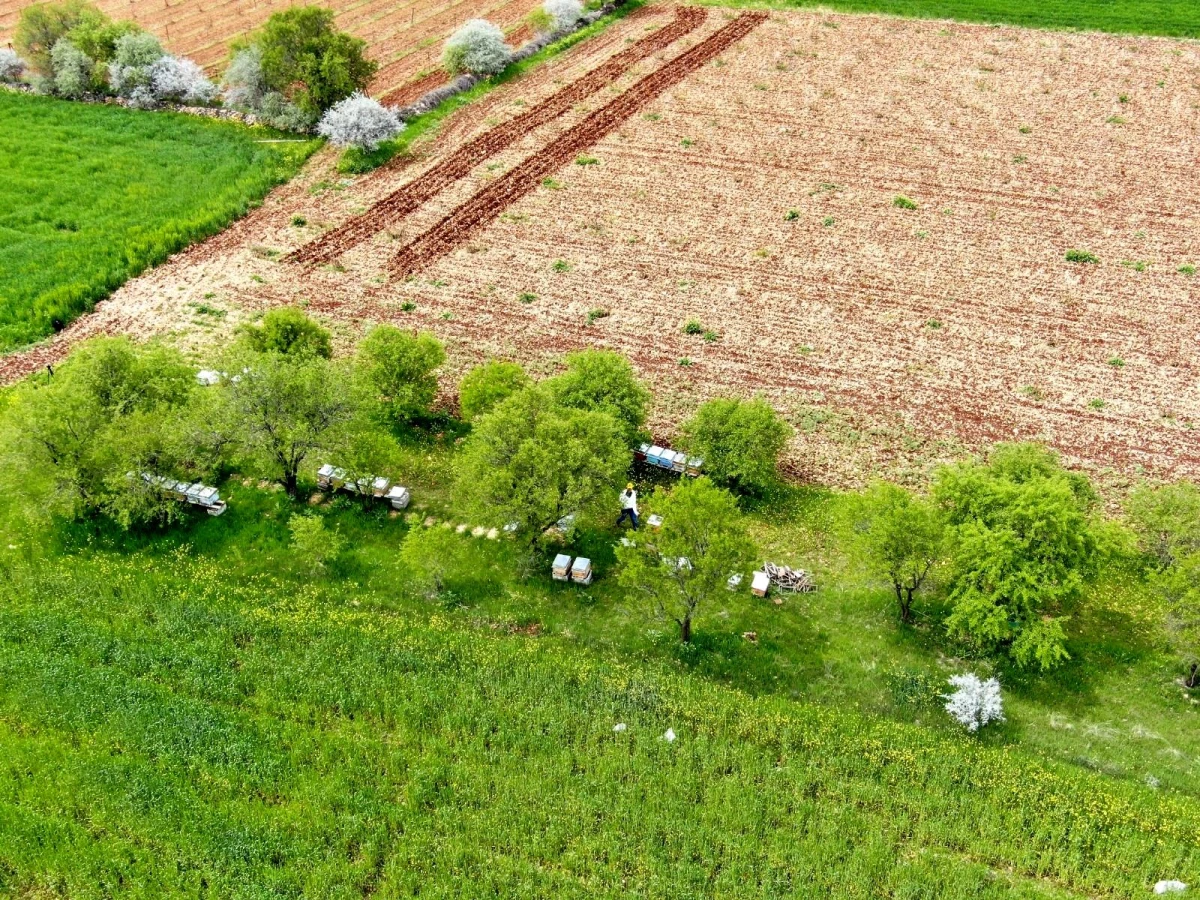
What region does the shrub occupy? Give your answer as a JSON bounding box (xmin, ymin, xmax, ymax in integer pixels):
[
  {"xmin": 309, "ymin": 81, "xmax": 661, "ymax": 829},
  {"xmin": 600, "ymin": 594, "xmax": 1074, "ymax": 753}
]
[
  {"xmin": 257, "ymin": 91, "xmax": 314, "ymax": 131},
  {"xmin": 256, "ymin": 7, "xmax": 376, "ymax": 117},
  {"xmin": 543, "ymin": 0, "xmax": 584, "ymax": 32},
  {"xmin": 893, "ymin": 195, "xmax": 918, "ymax": 210},
  {"xmin": 289, "ymin": 513, "xmax": 344, "ymax": 576},
  {"xmin": 1065, "ymin": 249, "xmax": 1099, "ymax": 264},
  {"xmin": 544, "ymin": 349, "xmax": 650, "ymax": 445},
  {"xmin": 107, "ymin": 30, "xmax": 163, "ymax": 96},
  {"xmin": 458, "ymin": 361, "xmax": 530, "ymax": 422},
  {"xmin": 221, "ymin": 45, "xmax": 267, "ymax": 110},
  {"xmin": 0, "ymin": 49, "xmax": 28, "ymax": 82},
  {"xmin": 443, "ymin": 19, "xmax": 512, "ymax": 77},
  {"xmin": 679, "ymin": 397, "xmax": 791, "ymax": 496},
  {"xmin": 149, "ymin": 55, "xmax": 217, "ymax": 105},
  {"xmin": 317, "ymin": 92, "xmax": 403, "ymax": 150},
  {"xmin": 356, "ymin": 326, "xmax": 446, "ymax": 424},
  {"xmin": 15, "ymin": 0, "xmax": 103, "ymax": 74},
  {"xmin": 50, "ymin": 37, "xmax": 93, "ymax": 98},
  {"xmin": 943, "ymin": 674, "xmax": 1004, "ymax": 732},
  {"xmin": 239, "ymin": 307, "xmax": 333, "ymax": 358}
]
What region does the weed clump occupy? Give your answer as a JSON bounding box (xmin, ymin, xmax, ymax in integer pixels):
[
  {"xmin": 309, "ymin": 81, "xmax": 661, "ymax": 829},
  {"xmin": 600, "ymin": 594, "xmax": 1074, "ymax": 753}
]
[{"xmin": 1065, "ymin": 249, "xmax": 1099, "ymax": 264}]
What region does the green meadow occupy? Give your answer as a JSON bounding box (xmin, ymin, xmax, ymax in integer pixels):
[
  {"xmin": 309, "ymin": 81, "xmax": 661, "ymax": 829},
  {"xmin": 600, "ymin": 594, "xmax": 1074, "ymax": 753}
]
[
  {"xmin": 1, "ymin": 433, "xmax": 1196, "ymax": 897},
  {"xmin": 0, "ymin": 92, "xmax": 318, "ymax": 352}
]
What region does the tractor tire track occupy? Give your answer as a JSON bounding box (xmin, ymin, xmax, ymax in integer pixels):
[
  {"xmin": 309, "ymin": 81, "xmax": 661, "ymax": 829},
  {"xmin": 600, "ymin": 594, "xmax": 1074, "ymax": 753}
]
[
  {"xmin": 287, "ymin": 5, "xmax": 707, "ymax": 267},
  {"xmin": 387, "ymin": 11, "xmax": 767, "ymax": 280}
]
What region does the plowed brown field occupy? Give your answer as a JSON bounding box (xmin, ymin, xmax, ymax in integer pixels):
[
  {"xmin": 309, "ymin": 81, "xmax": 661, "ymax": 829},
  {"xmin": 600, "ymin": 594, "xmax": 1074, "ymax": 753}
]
[
  {"xmin": 0, "ymin": 0, "xmax": 544, "ymax": 96},
  {"xmin": 5, "ymin": 6, "xmax": 1199, "ymax": 487}
]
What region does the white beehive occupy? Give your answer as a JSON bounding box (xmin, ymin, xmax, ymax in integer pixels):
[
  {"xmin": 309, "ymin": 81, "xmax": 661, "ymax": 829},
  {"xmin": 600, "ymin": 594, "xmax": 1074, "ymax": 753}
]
[
  {"xmin": 571, "ymin": 557, "xmax": 593, "ymax": 585},
  {"xmin": 552, "ymin": 554, "xmax": 572, "ymax": 581}
]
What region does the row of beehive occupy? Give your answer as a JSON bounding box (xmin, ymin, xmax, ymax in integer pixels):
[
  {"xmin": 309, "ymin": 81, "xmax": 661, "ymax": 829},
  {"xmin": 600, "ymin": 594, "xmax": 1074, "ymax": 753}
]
[
  {"xmin": 635, "ymin": 444, "xmax": 702, "ymax": 476},
  {"xmin": 138, "ymin": 473, "xmax": 227, "ymax": 516},
  {"xmin": 552, "ymin": 554, "xmax": 592, "ymax": 585},
  {"xmin": 317, "ymin": 464, "xmax": 411, "ymax": 509}
]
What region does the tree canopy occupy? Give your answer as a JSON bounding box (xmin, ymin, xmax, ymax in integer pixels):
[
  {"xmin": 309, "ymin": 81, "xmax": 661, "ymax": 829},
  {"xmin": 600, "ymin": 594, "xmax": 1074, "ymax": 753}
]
[
  {"xmin": 255, "ymin": 7, "xmax": 377, "ymax": 117},
  {"xmin": 458, "ymin": 361, "xmax": 530, "ymax": 423},
  {"xmin": 679, "ymin": 397, "xmax": 790, "ymax": 496},
  {"xmin": 239, "ymin": 306, "xmax": 333, "ymax": 359},
  {"xmin": 454, "ymin": 386, "xmax": 629, "ymax": 540},
  {"xmin": 357, "ymin": 325, "xmax": 445, "ymax": 424},
  {"xmin": 845, "ymin": 481, "xmax": 946, "ymax": 622},
  {"xmin": 934, "ymin": 443, "xmax": 1100, "ymax": 671},
  {"xmin": 615, "ymin": 477, "xmax": 755, "ymax": 643},
  {"xmin": 544, "ymin": 350, "xmax": 650, "ymax": 446}
]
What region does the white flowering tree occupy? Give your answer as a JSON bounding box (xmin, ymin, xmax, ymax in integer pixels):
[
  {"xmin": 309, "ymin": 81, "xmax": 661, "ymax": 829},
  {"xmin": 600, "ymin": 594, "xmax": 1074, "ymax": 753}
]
[
  {"xmin": 149, "ymin": 55, "xmax": 217, "ymax": 104},
  {"xmin": 943, "ymin": 674, "xmax": 1004, "ymax": 733},
  {"xmin": 317, "ymin": 93, "xmax": 403, "ymax": 150},
  {"xmin": 543, "ymin": 0, "xmax": 583, "ymax": 32},
  {"xmin": 442, "ymin": 19, "xmax": 513, "ymax": 76},
  {"xmin": 0, "ymin": 48, "xmax": 26, "ymax": 82}
]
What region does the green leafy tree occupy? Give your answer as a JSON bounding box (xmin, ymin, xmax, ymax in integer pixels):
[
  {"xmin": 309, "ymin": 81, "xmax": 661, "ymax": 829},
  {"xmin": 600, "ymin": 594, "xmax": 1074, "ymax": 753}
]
[
  {"xmin": 679, "ymin": 397, "xmax": 790, "ymax": 496},
  {"xmin": 357, "ymin": 325, "xmax": 445, "ymax": 424},
  {"xmin": 221, "ymin": 351, "xmax": 356, "ymax": 496},
  {"xmin": 239, "ymin": 307, "xmax": 332, "ymax": 358},
  {"xmin": 615, "ymin": 477, "xmax": 755, "ymax": 643},
  {"xmin": 454, "ymin": 386, "xmax": 629, "ymax": 540},
  {"xmin": 1155, "ymin": 553, "xmax": 1200, "ymax": 688},
  {"xmin": 255, "ymin": 7, "xmax": 377, "ymax": 117},
  {"xmin": 0, "ymin": 337, "xmax": 197, "ymax": 526},
  {"xmin": 69, "ymin": 16, "xmax": 139, "ymax": 63},
  {"xmin": 544, "ymin": 349, "xmax": 650, "ymax": 445},
  {"xmin": 15, "ymin": 0, "xmax": 103, "ymax": 74},
  {"xmin": 289, "ymin": 513, "xmax": 344, "ymax": 576},
  {"xmin": 1126, "ymin": 480, "xmax": 1200, "ymax": 571},
  {"xmin": 845, "ymin": 481, "xmax": 946, "ymax": 622},
  {"xmin": 934, "ymin": 443, "xmax": 1101, "ymax": 671},
  {"xmin": 458, "ymin": 360, "xmax": 530, "ymax": 423}
]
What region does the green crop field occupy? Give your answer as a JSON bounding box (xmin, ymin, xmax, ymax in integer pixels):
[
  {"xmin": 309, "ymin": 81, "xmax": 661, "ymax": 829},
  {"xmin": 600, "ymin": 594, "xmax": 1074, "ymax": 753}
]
[
  {"xmin": 2, "ymin": 542, "xmax": 1197, "ymax": 898},
  {"xmin": 705, "ymin": 0, "xmax": 1200, "ymax": 37},
  {"xmin": 0, "ymin": 92, "xmax": 318, "ymax": 353}
]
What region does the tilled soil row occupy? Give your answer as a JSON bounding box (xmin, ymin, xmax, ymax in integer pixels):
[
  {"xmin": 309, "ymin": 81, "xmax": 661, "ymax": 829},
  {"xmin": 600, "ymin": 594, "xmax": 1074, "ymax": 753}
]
[
  {"xmin": 386, "ymin": 11, "xmax": 767, "ymax": 280},
  {"xmin": 287, "ymin": 5, "xmax": 707, "ymax": 267}
]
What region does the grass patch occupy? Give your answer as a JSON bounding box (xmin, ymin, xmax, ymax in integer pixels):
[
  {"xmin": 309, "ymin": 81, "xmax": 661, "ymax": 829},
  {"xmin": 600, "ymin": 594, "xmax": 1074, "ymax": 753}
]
[
  {"xmin": 1066, "ymin": 249, "xmax": 1099, "ymax": 263},
  {"xmin": 893, "ymin": 194, "xmax": 918, "ymax": 210},
  {"xmin": 0, "ymin": 92, "xmax": 319, "ymax": 352}
]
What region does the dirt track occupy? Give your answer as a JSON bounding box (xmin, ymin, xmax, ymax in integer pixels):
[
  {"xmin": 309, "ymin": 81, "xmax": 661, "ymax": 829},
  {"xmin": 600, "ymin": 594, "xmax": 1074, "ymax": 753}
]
[{"xmin": 289, "ymin": 5, "xmax": 708, "ymax": 267}]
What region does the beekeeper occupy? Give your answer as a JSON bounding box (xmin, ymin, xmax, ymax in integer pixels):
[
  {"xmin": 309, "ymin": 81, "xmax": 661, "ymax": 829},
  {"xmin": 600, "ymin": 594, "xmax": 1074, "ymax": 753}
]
[{"xmin": 617, "ymin": 483, "xmax": 639, "ymax": 529}]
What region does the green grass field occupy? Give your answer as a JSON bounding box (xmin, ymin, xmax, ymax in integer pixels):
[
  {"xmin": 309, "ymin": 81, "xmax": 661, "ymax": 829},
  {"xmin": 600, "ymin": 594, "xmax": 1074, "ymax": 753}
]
[
  {"xmin": 0, "ymin": 92, "xmax": 318, "ymax": 352},
  {"xmin": 1, "ymin": 430, "xmax": 1197, "ymax": 896},
  {"xmin": 704, "ymin": 0, "xmax": 1200, "ymax": 37}
]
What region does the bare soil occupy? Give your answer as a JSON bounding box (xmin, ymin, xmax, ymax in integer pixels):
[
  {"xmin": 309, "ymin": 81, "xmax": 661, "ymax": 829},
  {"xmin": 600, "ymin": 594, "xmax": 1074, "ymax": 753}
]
[{"xmin": 5, "ymin": 6, "xmax": 1198, "ymax": 487}]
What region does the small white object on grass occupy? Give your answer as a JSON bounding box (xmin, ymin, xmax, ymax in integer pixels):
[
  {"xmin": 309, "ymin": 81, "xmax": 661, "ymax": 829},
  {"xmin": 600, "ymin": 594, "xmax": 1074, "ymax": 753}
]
[
  {"xmin": 1154, "ymin": 881, "xmax": 1187, "ymax": 895},
  {"xmin": 663, "ymin": 728, "xmax": 676, "ymax": 743},
  {"xmin": 613, "ymin": 723, "xmax": 626, "ymax": 733}
]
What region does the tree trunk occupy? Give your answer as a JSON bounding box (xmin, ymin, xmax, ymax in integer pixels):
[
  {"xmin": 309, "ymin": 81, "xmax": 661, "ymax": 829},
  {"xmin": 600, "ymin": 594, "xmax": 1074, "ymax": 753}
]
[
  {"xmin": 1187, "ymin": 662, "xmax": 1199, "ymax": 690},
  {"xmin": 284, "ymin": 468, "xmax": 298, "ymax": 497},
  {"xmin": 901, "ymin": 586, "xmax": 916, "ymax": 623},
  {"xmin": 893, "ymin": 582, "xmax": 912, "ymax": 623},
  {"xmin": 679, "ymin": 616, "xmax": 692, "ymax": 643}
]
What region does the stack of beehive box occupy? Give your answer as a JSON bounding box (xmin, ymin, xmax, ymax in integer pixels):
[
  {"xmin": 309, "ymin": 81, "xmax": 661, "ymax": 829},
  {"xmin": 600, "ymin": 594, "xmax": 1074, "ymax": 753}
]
[
  {"xmin": 570, "ymin": 557, "xmax": 593, "ymax": 585},
  {"xmin": 552, "ymin": 554, "xmax": 573, "ymax": 581}
]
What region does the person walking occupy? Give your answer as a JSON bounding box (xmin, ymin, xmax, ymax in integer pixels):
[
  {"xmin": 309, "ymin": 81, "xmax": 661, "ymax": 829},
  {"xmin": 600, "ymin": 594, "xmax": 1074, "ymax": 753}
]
[{"xmin": 617, "ymin": 483, "xmax": 639, "ymax": 529}]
